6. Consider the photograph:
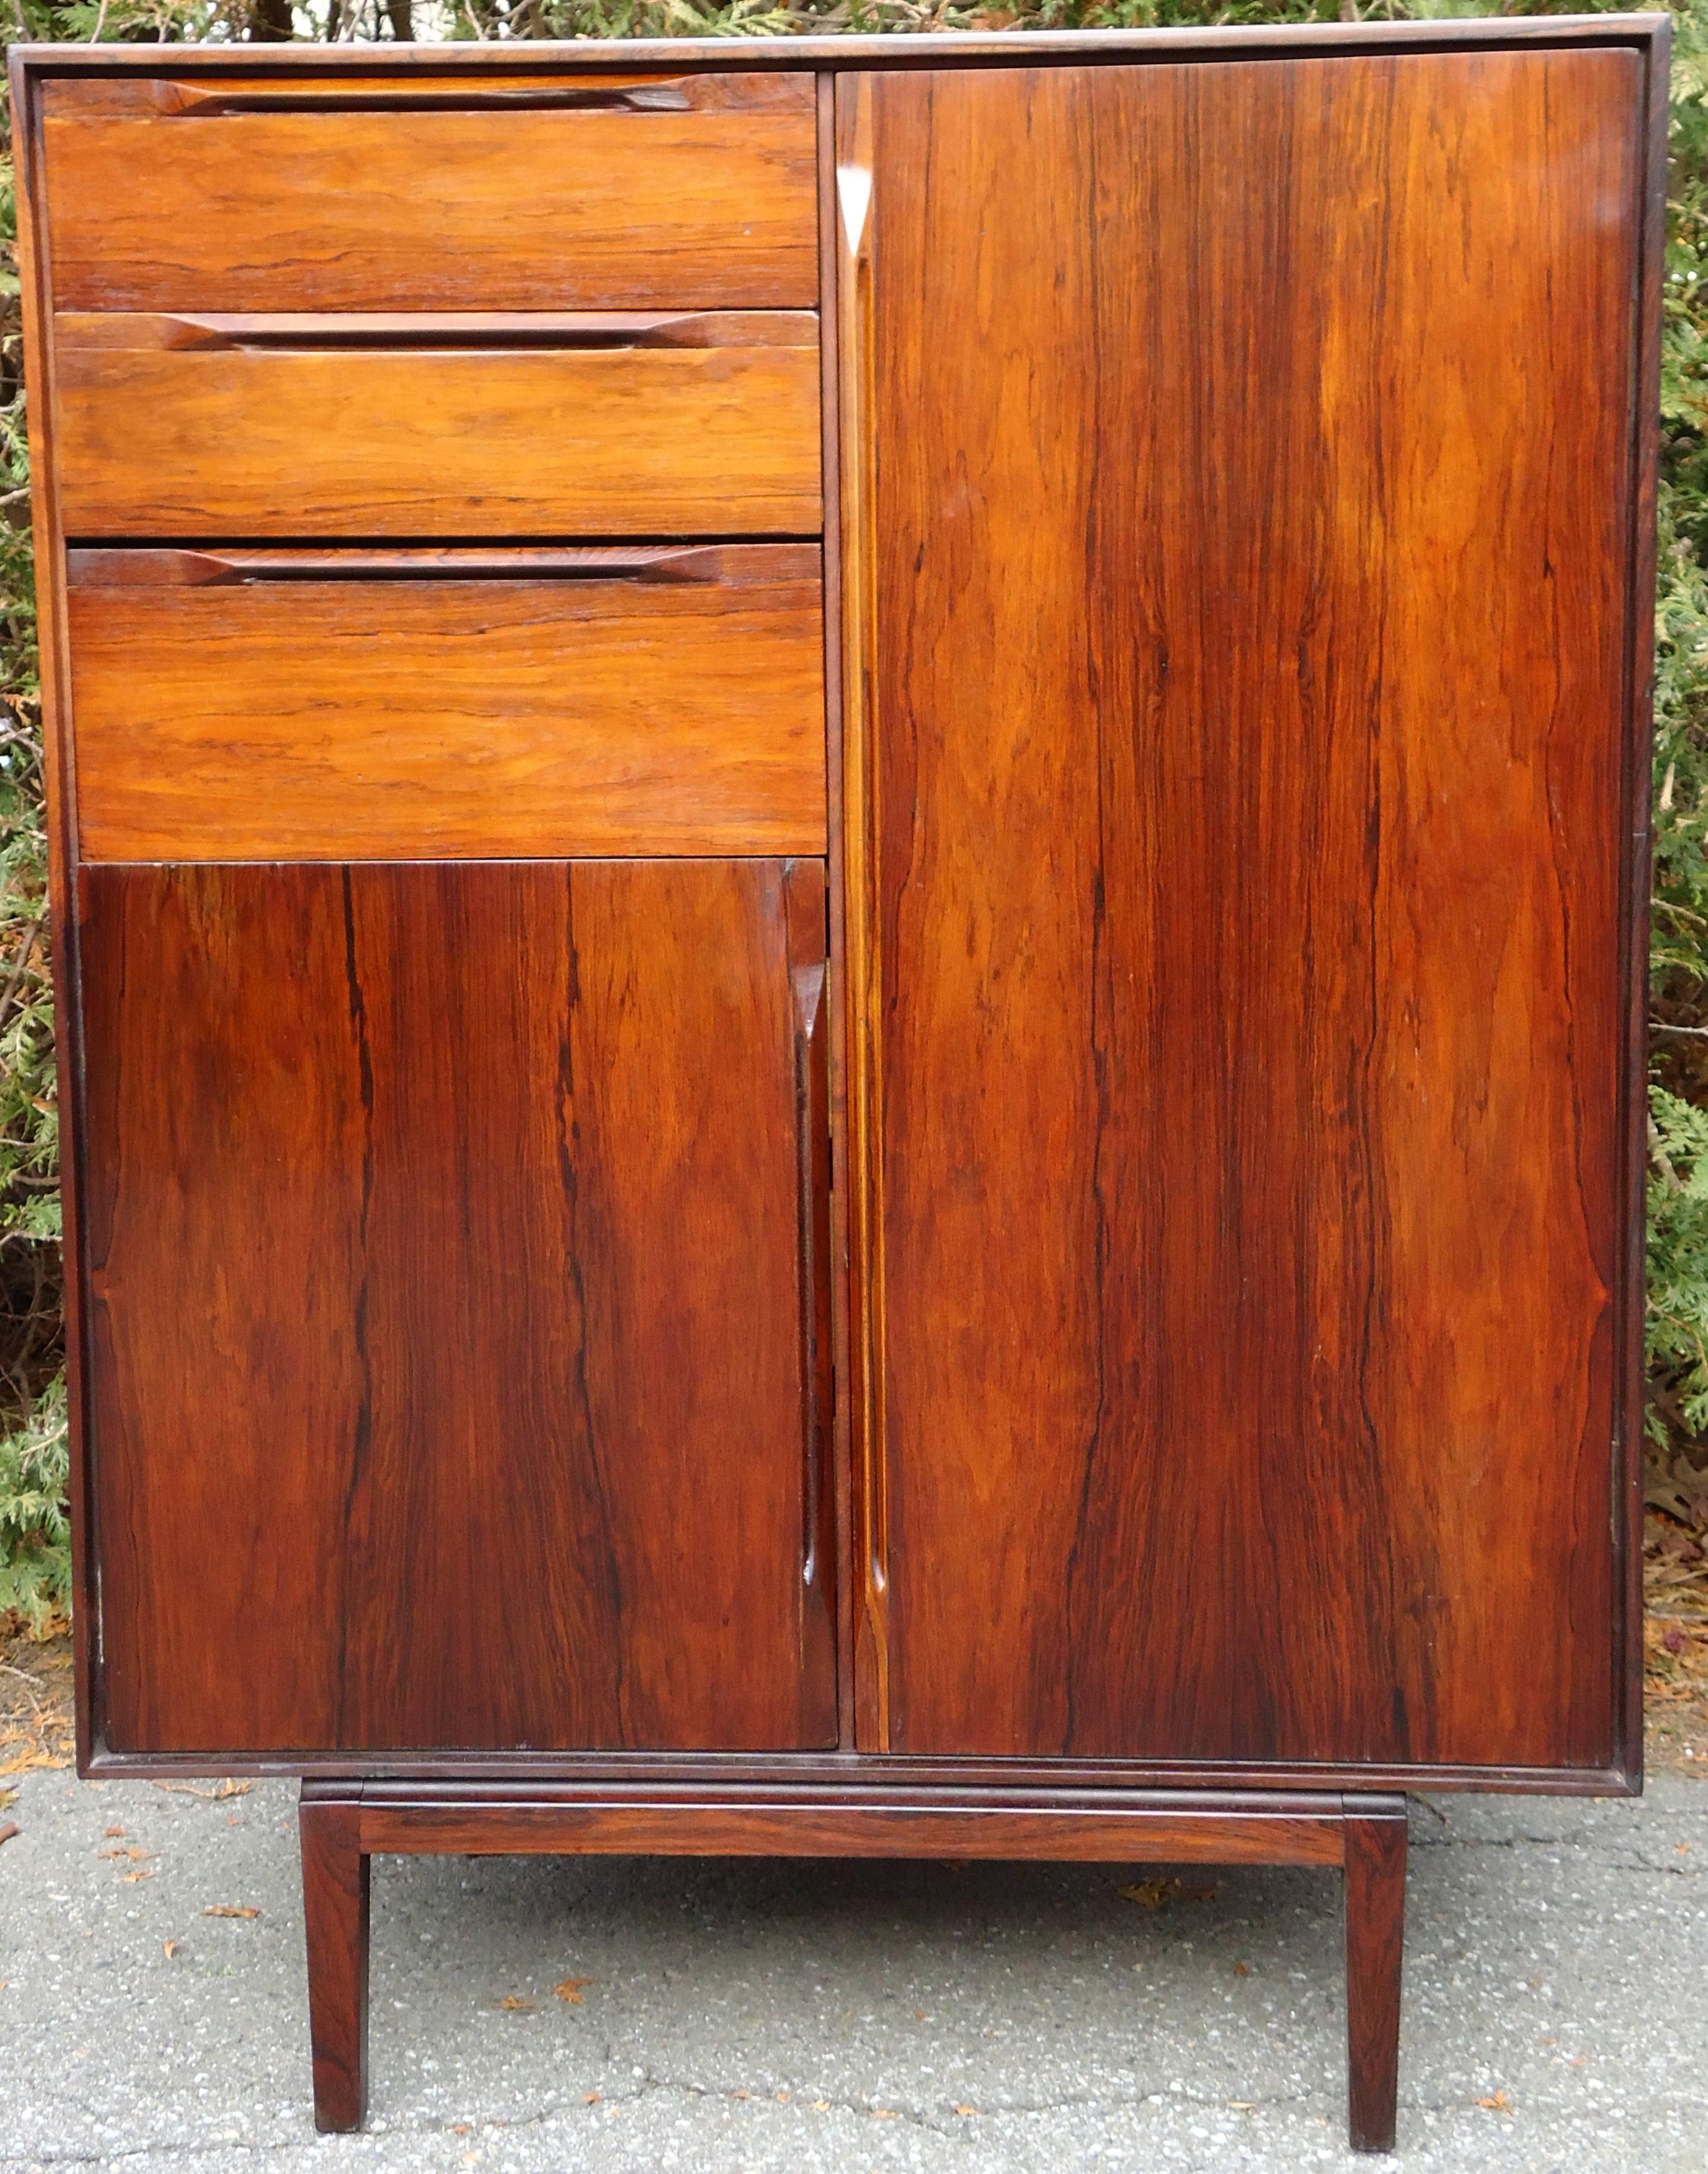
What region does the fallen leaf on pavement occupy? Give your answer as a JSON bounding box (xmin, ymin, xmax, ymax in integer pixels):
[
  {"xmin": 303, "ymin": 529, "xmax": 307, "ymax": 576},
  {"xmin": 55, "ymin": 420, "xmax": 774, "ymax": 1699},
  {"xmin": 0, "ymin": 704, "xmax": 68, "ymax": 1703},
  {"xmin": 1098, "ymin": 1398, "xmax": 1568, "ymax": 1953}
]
[
  {"xmin": 0, "ymin": 1822, "xmax": 18, "ymax": 1847},
  {"xmin": 1475, "ymin": 2091, "xmax": 1511, "ymax": 2113},
  {"xmin": 123, "ymin": 1869, "xmax": 153, "ymax": 1884},
  {"xmin": 1233, "ymin": 1961, "xmax": 1251, "ymax": 1976},
  {"xmin": 202, "ymin": 1905, "xmax": 260, "ymax": 1919},
  {"xmin": 555, "ymin": 1978, "xmax": 592, "ymax": 2004},
  {"xmin": 162, "ymin": 1941, "xmax": 180, "ymax": 1959},
  {"xmin": 103, "ymin": 1825, "xmax": 125, "ymax": 1838},
  {"xmin": 1118, "ymin": 1876, "xmax": 1218, "ymax": 1909},
  {"xmin": 582, "ymin": 2092, "xmax": 600, "ymax": 2105},
  {"xmin": 0, "ymin": 1748, "xmax": 68, "ymax": 1775},
  {"xmin": 953, "ymin": 2103, "xmax": 977, "ymax": 2116},
  {"xmin": 492, "ymin": 1996, "xmax": 535, "ymax": 2011}
]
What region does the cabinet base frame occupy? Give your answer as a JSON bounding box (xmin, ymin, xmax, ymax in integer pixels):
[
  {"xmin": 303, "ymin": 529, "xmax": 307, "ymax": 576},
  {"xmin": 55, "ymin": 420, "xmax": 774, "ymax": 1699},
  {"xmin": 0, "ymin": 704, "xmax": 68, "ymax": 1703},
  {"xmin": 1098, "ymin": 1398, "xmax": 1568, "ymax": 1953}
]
[{"xmin": 298, "ymin": 1780, "xmax": 1407, "ymax": 2152}]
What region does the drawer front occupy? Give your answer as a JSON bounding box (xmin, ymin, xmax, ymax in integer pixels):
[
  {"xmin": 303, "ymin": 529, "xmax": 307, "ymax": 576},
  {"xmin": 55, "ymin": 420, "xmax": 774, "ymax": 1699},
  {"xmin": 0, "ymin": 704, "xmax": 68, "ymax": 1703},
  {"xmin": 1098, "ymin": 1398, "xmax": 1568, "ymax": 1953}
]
[
  {"xmin": 54, "ymin": 313, "xmax": 822, "ymax": 538},
  {"xmin": 68, "ymin": 546, "xmax": 826, "ymax": 861},
  {"xmin": 42, "ymin": 73, "xmax": 818, "ymax": 312}
]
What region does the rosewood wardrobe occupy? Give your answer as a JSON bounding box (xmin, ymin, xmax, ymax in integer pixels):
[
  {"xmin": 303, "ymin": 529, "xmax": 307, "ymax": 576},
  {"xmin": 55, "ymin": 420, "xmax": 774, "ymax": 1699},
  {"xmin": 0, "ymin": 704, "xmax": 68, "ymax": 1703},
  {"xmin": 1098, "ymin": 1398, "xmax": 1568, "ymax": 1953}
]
[{"xmin": 12, "ymin": 15, "xmax": 1665, "ymax": 2151}]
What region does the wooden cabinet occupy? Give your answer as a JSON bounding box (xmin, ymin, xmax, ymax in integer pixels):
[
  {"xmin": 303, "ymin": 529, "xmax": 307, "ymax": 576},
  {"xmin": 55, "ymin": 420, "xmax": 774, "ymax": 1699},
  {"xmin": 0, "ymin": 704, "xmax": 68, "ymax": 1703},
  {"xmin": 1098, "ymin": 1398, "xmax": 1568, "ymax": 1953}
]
[{"xmin": 12, "ymin": 17, "xmax": 1666, "ymax": 2153}]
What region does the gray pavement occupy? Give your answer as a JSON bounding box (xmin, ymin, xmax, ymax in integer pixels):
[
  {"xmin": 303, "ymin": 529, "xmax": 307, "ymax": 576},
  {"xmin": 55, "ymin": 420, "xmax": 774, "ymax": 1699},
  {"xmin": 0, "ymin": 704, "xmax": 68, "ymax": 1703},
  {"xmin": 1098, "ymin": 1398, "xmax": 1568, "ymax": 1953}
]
[{"xmin": 0, "ymin": 1768, "xmax": 1704, "ymax": 2173}]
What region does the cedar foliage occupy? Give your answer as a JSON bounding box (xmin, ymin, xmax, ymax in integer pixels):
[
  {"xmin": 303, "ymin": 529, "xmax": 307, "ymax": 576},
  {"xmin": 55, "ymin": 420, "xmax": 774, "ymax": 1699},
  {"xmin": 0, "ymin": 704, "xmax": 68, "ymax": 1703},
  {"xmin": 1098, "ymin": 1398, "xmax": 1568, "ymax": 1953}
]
[{"xmin": 1, "ymin": 0, "xmax": 1706, "ymax": 1626}]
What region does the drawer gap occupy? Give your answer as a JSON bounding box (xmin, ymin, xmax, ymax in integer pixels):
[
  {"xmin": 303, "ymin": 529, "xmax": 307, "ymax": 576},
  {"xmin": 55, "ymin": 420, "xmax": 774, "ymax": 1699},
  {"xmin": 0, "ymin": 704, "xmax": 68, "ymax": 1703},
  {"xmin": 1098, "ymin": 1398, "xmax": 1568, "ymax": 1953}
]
[
  {"xmin": 55, "ymin": 310, "xmax": 820, "ymax": 354},
  {"xmin": 65, "ymin": 544, "xmax": 823, "ymax": 588}
]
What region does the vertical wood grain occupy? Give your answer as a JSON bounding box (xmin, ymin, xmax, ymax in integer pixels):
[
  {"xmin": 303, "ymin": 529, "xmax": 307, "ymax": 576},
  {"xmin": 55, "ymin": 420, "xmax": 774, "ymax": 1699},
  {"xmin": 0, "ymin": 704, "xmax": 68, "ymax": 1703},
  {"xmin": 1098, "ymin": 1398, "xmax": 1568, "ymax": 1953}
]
[
  {"xmin": 81, "ymin": 862, "xmax": 835, "ymax": 1754},
  {"xmin": 299, "ymin": 1793, "xmax": 369, "ymax": 2134},
  {"xmin": 1342, "ymin": 1796, "xmax": 1407, "ymax": 2152},
  {"xmin": 835, "ymin": 70, "xmax": 890, "ymax": 1750},
  {"xmin": 860, "ymin": 53, "xmax": 1642, "ymax": 1765},
  {"xmin": 786, "ymin": 858, "xmax": 838, "ymax": 1746},
  {"xmin": 817, "ymin": 67, "xmax": 859, "ymax": 1752}
]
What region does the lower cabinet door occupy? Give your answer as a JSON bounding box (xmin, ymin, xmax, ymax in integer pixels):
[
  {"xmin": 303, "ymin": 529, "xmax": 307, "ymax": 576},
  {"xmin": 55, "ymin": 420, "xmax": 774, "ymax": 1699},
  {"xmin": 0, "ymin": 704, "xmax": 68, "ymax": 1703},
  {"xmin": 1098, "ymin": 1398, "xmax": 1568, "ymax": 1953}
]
[{"xmin": 79, "ymin": 859, "xmax": 836, "ymax": 1756}]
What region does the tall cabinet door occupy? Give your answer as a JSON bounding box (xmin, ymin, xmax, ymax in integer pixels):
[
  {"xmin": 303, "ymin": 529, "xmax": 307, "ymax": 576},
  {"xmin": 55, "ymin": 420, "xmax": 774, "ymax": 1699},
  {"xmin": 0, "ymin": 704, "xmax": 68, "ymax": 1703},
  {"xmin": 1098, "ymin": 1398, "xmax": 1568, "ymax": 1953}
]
[{"xmin": 844, "ymin": 53, "xmax": 1647, "ymax": 1769}]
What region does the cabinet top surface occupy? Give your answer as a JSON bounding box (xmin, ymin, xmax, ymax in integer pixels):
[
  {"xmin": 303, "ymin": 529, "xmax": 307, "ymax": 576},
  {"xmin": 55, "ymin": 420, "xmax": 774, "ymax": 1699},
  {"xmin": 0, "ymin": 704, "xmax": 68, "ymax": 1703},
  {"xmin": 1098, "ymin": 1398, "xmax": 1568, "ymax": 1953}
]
[{"xmin": 8, "ymin": 11, "xmax": 1669, "ymax": 72}]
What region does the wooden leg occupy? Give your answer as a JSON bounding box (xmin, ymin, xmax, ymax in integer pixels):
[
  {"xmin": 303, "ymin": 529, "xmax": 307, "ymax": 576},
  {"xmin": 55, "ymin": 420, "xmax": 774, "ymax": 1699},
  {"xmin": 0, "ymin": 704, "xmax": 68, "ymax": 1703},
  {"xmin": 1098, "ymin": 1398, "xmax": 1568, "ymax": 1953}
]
[
  {"xmin": 1342, "ymin": 1794, "xmax": 1407, "ymax": 2153},
  {"xmin": 299, "ymin": 1789, "xmax": 370, "ymax": 2134}
]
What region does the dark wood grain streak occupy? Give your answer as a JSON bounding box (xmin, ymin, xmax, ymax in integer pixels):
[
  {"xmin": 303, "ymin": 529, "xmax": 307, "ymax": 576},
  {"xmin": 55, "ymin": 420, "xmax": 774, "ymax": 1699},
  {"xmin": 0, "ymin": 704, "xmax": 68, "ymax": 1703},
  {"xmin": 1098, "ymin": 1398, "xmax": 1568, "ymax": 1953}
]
[
  {"xmin": 861, "ymin": 53, "xmax": 1640, "ymax": 1767},
  {"xmin": 42, "ymin": 82, "xmax": 817, "ymax": 311},
  {"xmin": 81, "ymin": 861, "xmax": 835, "ymax": 1755},
  {"xmin": 1343, "ymin": 1798, "xmax": 1407, "ymax": 2152},
  {"xmin": 299, "ymin": 1795, "xmax": 369, "ymax": 2133}
]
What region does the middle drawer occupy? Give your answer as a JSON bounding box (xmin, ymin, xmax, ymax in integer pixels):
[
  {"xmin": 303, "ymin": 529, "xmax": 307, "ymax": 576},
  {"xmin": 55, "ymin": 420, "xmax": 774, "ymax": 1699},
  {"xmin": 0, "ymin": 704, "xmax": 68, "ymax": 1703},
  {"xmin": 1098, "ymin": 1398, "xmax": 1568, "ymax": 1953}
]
[{"xmin": 53, "ymin": 311, "xmax": 823, "ymax": 538}]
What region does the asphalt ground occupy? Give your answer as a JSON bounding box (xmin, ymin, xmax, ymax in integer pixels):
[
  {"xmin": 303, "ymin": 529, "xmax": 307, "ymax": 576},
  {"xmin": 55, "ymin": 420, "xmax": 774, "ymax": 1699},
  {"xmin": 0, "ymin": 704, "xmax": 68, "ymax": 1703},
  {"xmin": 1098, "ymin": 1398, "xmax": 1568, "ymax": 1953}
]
[{"xmin": 1, "ymin": 1762, "xmax": 1704, "ymax": 2174}]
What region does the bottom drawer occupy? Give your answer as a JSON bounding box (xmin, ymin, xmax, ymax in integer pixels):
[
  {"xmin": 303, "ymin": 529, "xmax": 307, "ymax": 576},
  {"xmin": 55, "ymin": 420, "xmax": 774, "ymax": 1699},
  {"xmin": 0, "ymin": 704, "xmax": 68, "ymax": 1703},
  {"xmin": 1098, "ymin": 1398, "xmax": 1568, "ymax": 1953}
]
[{"xmin": 66, "ymin": 544, "xmax": 826, "ymax": 860}]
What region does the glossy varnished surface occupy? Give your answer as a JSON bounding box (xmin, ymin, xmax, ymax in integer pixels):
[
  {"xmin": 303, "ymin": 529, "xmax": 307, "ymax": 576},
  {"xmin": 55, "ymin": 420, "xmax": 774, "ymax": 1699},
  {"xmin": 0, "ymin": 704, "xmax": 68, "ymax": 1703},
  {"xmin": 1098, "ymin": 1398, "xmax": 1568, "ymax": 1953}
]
[
  {"xmin": 41, "ymin": 72, "xmax": 819, "ymax": 313},
  {"xmin": 81, "ymin": 861, "xmax": 836, "ymax": 1754},
  {"xmin": 856, "ymin": 53, "xmax": 1641, "ymax": 1766},
  {"xmin": 53, "ymin": 314, "xmax": 823, "ymax": 538},
  {"xmin": 5, "ymin": 23, "xmax": 1662, "ymax": 1796},
  {"xmin": 68, "ymin": 548, "xmax": 827, "ymax": 860},
  {"xmin": 296, "ymin": 1776, "xmax": 1394, "ymax": 2138}
]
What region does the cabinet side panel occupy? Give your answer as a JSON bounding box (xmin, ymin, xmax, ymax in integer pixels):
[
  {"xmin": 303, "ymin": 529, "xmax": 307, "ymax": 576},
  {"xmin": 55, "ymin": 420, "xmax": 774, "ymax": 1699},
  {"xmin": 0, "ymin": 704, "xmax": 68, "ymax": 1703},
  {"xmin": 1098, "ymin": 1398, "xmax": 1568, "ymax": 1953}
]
[
  {"xmin": 864, "ymin": 51, "xmax": 1639, "ymax": 1767},
  {"xmin": 82, "ymin": 862, "xmax": 826, "ymax": 1755},
  {"xmin": 9, "ymin": 56, "xmax": 98, "ymax": 1758}
]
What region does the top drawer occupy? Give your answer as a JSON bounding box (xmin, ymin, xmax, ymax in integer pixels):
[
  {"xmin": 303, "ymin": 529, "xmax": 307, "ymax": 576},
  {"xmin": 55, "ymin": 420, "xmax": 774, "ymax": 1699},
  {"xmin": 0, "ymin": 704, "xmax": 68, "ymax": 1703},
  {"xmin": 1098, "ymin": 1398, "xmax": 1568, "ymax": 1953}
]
[{"xmin": 40, "ymin": 72, "xmax": 819, "ymax": 313}]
